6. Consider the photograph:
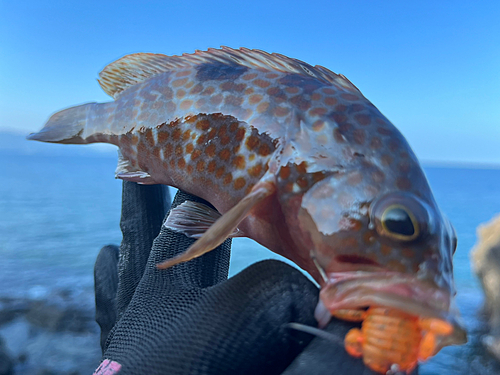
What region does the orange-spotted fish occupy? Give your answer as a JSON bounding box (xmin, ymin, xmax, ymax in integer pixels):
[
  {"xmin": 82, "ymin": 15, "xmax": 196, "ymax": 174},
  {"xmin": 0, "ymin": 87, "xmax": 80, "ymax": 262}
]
[{"xmin": 28, "ymin": 47, "xmax": 466, "ymax": 371}]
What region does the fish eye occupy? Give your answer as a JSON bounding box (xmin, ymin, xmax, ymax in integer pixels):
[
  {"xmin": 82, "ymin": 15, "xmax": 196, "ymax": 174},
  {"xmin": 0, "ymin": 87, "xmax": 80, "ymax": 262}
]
[{"xmin": 381, "ymin": 205, "xmax": 419, "ymax": 241}]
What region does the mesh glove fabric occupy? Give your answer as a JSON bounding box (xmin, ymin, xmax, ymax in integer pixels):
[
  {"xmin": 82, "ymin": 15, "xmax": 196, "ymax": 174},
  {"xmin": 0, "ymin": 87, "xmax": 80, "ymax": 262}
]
[{"xmin": 94, "ymin": 181, "xmax": 417, "ymax": 375}]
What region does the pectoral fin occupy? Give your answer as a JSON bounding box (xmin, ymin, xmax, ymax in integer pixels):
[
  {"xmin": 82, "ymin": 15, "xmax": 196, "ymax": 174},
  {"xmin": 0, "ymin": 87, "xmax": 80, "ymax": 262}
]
[
  {"xmin": 164, "ymin": 201, "xmax": 244, "ymax": 239},
  {"xmin": 157, "ymin": 180, "xmax": 275, "ymax": 269},
  {"xmin": 115, "ymin": 150, "xmax": 157, "ymax": 185}
]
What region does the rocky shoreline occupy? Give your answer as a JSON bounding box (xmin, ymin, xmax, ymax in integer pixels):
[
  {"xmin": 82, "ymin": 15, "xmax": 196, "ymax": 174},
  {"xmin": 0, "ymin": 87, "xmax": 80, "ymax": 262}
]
[{"xmin": 0, "ymin": 290, "xmax": 101, "ymax": 375}]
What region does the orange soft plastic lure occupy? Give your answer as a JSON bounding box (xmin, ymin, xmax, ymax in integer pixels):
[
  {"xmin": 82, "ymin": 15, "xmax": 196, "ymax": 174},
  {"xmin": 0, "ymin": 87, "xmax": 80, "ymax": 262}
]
[{"xmin": 334, "ymin": 307, "xmax": 453, "ymax": 374}]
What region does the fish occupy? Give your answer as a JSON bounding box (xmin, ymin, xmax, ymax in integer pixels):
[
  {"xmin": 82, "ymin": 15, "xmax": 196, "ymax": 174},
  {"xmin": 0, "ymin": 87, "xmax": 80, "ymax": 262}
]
[{"xmin": 28, "ymin": 47, "xmax": 466, "ymax": 371}]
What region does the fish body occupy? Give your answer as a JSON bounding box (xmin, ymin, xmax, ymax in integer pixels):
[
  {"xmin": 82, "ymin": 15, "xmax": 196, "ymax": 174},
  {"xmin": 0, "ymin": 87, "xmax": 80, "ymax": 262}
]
[{"xmin": 28, "ymin": 47, "xmax": 466, "ymax": 356}]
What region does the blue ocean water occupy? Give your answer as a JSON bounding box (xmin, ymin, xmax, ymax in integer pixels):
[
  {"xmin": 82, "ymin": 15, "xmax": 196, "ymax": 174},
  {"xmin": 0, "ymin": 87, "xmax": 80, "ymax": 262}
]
[{"xmin": 1, "ymin": 151, "xmax": 500, "ymax": 374}]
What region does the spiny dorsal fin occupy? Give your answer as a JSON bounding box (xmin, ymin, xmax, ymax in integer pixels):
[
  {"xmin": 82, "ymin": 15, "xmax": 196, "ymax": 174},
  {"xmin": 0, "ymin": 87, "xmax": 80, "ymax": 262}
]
[{"xmin": 98, "ymin": 47, "xmax": 360, "ymax": 98}]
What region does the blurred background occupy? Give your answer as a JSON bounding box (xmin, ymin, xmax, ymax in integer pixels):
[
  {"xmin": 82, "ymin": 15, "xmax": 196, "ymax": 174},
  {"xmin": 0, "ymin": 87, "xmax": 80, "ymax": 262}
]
[{"xmin": 0, "ymin": 1, "xmax": 499, "ymax": 374}]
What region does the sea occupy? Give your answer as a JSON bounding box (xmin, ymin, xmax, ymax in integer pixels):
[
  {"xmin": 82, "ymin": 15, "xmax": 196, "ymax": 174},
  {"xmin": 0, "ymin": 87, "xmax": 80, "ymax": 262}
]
[{"xmin": 1, "ymin": 135, "xmax": 500, "ymax": 374}]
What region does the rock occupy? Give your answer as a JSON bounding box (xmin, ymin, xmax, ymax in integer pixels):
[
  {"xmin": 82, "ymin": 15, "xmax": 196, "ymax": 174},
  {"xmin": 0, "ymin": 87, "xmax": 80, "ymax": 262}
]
[
  {"xmin": 25, "ymin": 300, "xmax": 93, "ymax": 333},
  {"xmin": 471, "ymin": 213, "xmax": 500, "ymax": 361},
  {"xmin": 0, "ymin": 335, "xmax": 14, "ymax": 375},
  {"xmin": 0, "ymin": 297, "xmax": 31, "ymax": 326}
]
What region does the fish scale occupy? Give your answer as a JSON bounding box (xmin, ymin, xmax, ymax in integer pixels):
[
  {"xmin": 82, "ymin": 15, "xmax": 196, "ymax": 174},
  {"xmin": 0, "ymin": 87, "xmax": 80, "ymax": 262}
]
[{"xmin": 28, "ymin": 47, "xmax": 466, "ymax": 373}]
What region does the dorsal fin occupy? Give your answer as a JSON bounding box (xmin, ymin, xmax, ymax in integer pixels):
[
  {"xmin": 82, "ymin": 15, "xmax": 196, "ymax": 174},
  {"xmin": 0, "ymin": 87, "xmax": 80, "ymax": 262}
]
[{"xmin": 98, "ymin": 47, "xmax": 360, "ymax": 98}]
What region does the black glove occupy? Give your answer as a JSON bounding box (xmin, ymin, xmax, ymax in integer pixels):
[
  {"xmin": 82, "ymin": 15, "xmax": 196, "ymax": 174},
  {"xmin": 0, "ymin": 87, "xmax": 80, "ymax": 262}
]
[{"xmin": 93, "ymin": 181, "xmax": 416, "ymax": 374}]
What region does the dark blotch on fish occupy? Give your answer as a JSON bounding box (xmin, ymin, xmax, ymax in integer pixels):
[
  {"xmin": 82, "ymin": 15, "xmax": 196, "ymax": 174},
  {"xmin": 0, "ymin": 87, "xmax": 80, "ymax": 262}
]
[
  {"xmin": 196, "ymin": 63, "xmax": 249, "ymax": 81},
  {"xmin": 278, "ymin": 74, "xmax": 326, "ymax": 94}
]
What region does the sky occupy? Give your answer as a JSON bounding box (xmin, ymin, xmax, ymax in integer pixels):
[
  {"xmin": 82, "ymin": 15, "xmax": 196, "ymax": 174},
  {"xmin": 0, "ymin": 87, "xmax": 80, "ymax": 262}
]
[{"xmin": 0, "ymin": 0, "xmax": 499, "ymax": 165}]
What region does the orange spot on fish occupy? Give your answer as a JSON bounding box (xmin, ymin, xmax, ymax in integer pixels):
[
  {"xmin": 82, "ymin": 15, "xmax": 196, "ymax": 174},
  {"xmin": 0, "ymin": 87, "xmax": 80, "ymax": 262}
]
[
  {"xmin": 322, "ymin": 88, "xmax": 336, "ymax": 95},
  {"xmin": 180, "ymin": 100, "xmax": 193, "ymax": 110},
  {"xmin": 297, "ymin": 176, "xmax": 308, "ymax": 189},
  {"xmin": 196, "ymin": 119, "xmax": 210, "ymax": 131},
  {"xmin": 285, "ymin": 86, "xmax": 300, "ymax": 94},
  {"xmin": 178, "ymin": 158, "xmax": 186, "ymax": 169},
  {"xmin": 176, "ymin": 89, "xmax": 186, "ymax": 99},
  {"xmin": 172, "ymin": 128, "xmax": 182, "ymax": 141},
  {"xmin": 190, "ymin": 83, "xmax": 203, "ymax": 95},
  {"xmin": 258, "ymin": 143, "xmax": 271, "ymax": 156},
  {"xmin": 196, "ymin": 134, "xmax": 206, "ymax": 145},
  {"xmin": 387, "ymin": 260, "xmax": 407, "ymax": 273},
  {"xmin": 311, "ymin": 93, "xmax": 322, "ymax": 101},
  {"xmin": 341, "ymin": 93, "xmax": 359, "ymax": 101},
  {"xmin": 274, "ymin": 106, "xmax": 290, "ymax": 117},
  {"xmin": 266, "ymin": 73, "xmax": 279, "ymax": 79},
  {"xmin": 248, "ymin": 154, "xmax": 255, "ymax": 162},
  {"xmin": 279, "ymin": 166, "xmax": 291, "ymax": 180},
  {"xmin": 397, "ymin": 177, "xmax": 412, "ymax": 191},
  {"xmin": 296, "ymin": 161, "xmax": 307, "ymax": 174},
  {"xmin": 402, "ymin": 248, "xmax": 415, "ymax": 259},
  {"xmin": 175, "ymin": 145, "xmax": 183, "ymax": 156},
  {"xmin": 249, "ymin": 94, "xmax": 263, "ymax": 105},
  {"xmin": 248, "ymin": 164, "xmax": 263, "ymax": 178},
  {"xmin": 175, "ymin": 70, "xmax": 191, "ymax": 77},
  {"xmin": 381, "ymin": 154, "xmax": 393, "ymax": 166},
  {"xmin": 380, "ymin": 244, "xmax": 392, "ymax": 256},
  {"xmin": 312, "ymin": 120, "xmax": 325, "ymax": 132},
  {"xmin": 363, "ymin": 231, "xmax": 376, "ymax": 245},
  {"xmin": 257, "ymin": 102, "xmax": 270, "ymax": 113},
  {"xmin": 215, "ymin": 166, "xmax": 225, "ymax": 178},
  {"xmin": 165, "ymin": 143, "xmax": 173, "ymax": 156},
  {"xmin": 353, "ymin": 129, "xmax": 366, "ymax": 145},
  {"xmin": 196, "ymin": 160, "xmax": 205, "ymax": 172},
  {"xmin": 201, "ymin": 86, "xmax": 215, "ymax": 95},
  {"xmin": 206, "ymin": 144, "xmax": 216, "ymax": 157},
  {"xmin": 223, "ymin": 173, "xmax": 233, "ymax": 185},
  {"xmin": 235, "ymin": 128, "xmax": 245, "ymax": 142},
  {"xmin": 172, "ymin": 78, "xmax": 188, "ymax": 87},
  {"xmin": 246, "ymin": 136, "xmax": 260, "ymax": 151},
  {"xmin": 355, "ymin": 114, "xmax": 371, "ymax": 126},
  {"xmin": 233, "ymin": 177, "xmax": 246, "ymax": 190},
  {"xmin": 229, "ymin": 122, "xmax": 238, "ymax": 133},
  {"xmin": 309, "ymin": 107, "xmax": 327, "ymax": 117},
  {"xmin": 220, "ymin": 81, "xmax": 234, "ymax": 91},
  {"xmin": 143, "ymin": 128, "xmax": 155, "ymax": 147},
  {"xmin": 242, "ymin": 73, "xmax": 258, "ymax": 80},
  {"xmin": 219, "ymin": 148, "xmax": 231, "ymax": 161},
  {"xmin": 254, "ymin": 79, "xmax": 271, "ymax": 88},
  {"xmin": 187, "ymin": 165, "xmax": 193, "ymax": 174},
  {"xmin": 183, "ymin": 130, "xmax": 191, "ymax": 141},
  {"xmin": 191, "ymin": 149, "xmax": 202, "ymax": 160},
  {"xmin": 207, "ymin": 160, "xmax": 216, "ymax": 173},
  {"xmin": 324, "ymin": 96, "xmax": 338, "ymax": 106},
  {"xmin": 232, "ymin": 155, "xmax": 246, "ymax": 169}
]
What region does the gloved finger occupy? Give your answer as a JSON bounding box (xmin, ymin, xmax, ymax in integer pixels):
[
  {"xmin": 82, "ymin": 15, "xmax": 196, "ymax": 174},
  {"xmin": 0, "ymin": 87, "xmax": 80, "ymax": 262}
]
[
  {"xmin": 94, "ymin": 244, "xmax": 119, "ymax": 353},
  {"xmin": 116, "ymin": 182, "xmax": 171, "ymax": 317}
]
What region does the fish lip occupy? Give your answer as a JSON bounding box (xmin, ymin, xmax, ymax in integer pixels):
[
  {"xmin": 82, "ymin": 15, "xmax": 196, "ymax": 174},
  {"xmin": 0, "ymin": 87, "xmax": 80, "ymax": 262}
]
[
  {"xmin": 320, "ymin": 271, "xmax": 467, "ymax": 345},
  {"xmin": 321, "ymin": 271, "xmax": 449, "ymax": 317}
]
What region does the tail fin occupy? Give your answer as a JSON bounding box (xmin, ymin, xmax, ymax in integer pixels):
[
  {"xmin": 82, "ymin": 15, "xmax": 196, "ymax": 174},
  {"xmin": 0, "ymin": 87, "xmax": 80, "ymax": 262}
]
[{"xmin": 27, "ymin": 102, "xmax": 96, "ymax": 144}]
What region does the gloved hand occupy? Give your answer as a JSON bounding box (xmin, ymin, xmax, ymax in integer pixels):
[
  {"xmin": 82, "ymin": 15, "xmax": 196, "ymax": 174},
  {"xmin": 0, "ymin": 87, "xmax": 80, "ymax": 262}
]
[{"xmin": 93, "ymin": 181, "xmax": 416, "ymax": 375}]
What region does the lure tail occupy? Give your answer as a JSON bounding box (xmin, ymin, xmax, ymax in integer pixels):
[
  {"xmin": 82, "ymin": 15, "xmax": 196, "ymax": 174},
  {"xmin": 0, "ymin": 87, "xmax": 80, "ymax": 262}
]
[{"xmin": 27, "ymin": 102, "xmax": 98, "ymax": 144}]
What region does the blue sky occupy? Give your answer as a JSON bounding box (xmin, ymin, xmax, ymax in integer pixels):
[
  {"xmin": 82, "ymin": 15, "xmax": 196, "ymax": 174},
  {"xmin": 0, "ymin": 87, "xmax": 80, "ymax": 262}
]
[{"xmin": 0, "ymin": 0, "xmax": 498, "ymax": 164}]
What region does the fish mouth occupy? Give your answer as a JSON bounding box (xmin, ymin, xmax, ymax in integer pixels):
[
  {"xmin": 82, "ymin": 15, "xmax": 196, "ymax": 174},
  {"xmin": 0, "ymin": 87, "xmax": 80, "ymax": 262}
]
[{"xmin": 317, "ymin": 272, "xmax": 467, "ymax": 348}]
